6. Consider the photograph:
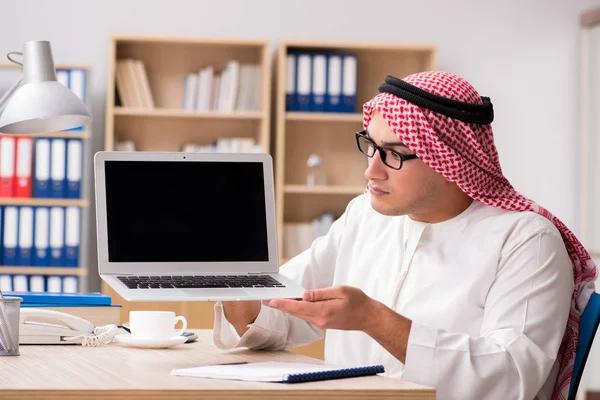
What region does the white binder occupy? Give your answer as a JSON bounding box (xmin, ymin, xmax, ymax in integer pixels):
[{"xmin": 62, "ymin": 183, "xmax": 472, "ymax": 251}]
[
  {"xmin": 49, "ymin": 207, "xmax": 65, "ymax": 266},
  {"xmin": 50, "ymin": 139, "xmax": 66, "ymax": 198},
  {"xmin": 34, "ymin": 207, "xmax": 50, "ymax": 266},
  {"xmin": 18, "ymin": 206, "xmax": 34, "ymax": 266}
]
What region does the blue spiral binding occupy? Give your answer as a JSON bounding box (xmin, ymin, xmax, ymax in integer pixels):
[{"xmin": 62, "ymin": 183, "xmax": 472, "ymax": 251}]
[{"xmin": 284, "ymin": 365, "xmax": 385, "ymax": 384}]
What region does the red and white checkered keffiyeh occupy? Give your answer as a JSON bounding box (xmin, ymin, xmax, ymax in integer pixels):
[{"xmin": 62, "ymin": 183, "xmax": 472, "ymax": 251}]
[{"xmin": 362, "ymin": 70, "xmax": 597, "ymax": 400}]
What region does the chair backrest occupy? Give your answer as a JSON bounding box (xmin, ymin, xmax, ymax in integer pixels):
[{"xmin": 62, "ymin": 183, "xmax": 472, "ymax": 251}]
[{"xmin": 568, "ymin": 292, "xmax": 600, "ymax": 400}]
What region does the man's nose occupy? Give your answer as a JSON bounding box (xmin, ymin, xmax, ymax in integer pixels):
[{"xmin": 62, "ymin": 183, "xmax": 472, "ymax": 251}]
[{"xmin": 365, "ymin": 150, "xmax": 387, "ymax": 181}]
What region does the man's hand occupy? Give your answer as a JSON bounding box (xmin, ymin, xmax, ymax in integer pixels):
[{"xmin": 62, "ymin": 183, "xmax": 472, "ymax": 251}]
[{"xmin": 262, "ymin": 285, "xmax": 381, "ymax": 331}]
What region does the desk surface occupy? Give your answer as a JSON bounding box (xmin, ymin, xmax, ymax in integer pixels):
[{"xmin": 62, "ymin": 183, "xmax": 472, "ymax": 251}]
[{"xmin": 0, "ymin": 329, "xmax": 435, "ymax": 400}]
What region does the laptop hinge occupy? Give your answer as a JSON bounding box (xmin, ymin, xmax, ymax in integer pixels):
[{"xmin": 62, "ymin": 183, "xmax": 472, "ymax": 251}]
[{"xmin": 248, "ymin": 272, "xmax": 266, "ymax": 275}]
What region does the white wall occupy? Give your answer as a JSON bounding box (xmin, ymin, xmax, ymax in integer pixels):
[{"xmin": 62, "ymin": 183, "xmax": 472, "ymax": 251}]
[{"xmin": 2, "ymin": 0, "xmax": 600, "ymax": 389}]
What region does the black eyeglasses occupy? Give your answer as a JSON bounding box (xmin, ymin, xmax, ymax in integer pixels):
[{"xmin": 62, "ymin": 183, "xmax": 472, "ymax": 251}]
[{"xmin": 355, "ymin": 131, "xmax": 418, "ymax": 170}]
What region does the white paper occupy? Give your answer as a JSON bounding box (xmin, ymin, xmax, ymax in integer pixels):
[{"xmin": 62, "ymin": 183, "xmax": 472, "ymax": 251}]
[{"xmin": 171, "ymin": 361, "xmax": 358, "ymax": 382}]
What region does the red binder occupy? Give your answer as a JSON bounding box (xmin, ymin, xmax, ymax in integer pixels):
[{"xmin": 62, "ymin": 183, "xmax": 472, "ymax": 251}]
[
  {"xmin": 14, "ymin": 137, "xmax": 33, "ymax": 198},
  {"xmin": 0, "ymin": 136, "xmax": 16, "ymax": 198}
]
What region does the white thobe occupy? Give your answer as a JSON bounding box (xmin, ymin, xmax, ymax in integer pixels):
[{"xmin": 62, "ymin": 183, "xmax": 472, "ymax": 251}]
[{"xmin": 213, "ymin": 194, "xmax": 574, "ymax": 400}]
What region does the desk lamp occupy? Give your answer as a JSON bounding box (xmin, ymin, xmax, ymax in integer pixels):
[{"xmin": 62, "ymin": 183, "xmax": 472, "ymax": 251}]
[{"xmin": 0, "ymin": 40, "xmax": 91, "ymax": 134}]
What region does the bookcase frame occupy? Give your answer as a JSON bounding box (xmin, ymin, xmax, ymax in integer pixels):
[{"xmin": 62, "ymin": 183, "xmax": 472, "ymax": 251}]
[
  {"xmin": 274, "ymin": 40, "xmax": 436, "ymax": 358},
  {"xmin": 0, "ymin": 63, "xmax": 92, "ymax": 289},
  {"xmin": 102, "ymin": 35, "xmax": 272, "ymax": 329}
]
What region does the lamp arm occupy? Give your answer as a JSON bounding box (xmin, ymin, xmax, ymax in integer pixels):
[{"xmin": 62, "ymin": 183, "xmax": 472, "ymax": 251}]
[{"xmin": 0, "ymin": 78, "xmax": 22, "ymax": 115}]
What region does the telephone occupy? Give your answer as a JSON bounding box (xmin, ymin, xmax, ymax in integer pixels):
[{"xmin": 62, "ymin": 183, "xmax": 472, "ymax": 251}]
[{"xmin": 19, "ymin": 308, "xmax": 120, "ymax": 346}]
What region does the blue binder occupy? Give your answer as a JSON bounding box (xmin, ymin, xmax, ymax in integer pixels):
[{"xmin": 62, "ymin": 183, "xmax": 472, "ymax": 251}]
[
  {"xmin": 325, "ymin": 54, "xmax": 343, "ymax": 112},
  {"xmin": 64, "ymin": 207, "xmax": 80, "ymax": 267},
  {"xmin": 50, "ymin": 139, "xmax": 66, "ymax": 198},
  {"xmin": 3, "ymin": 292, "xmax": 112, "ymax": 306},
  {"xmin": 285, "ymin": 52, "xmax": 297, "ymax": 111},
  {"xmin": 296, "ymin": 53, "xmax": 312, "ymax": 112},
  {"xmin": 48, "ymin": 207, "xmax": 64, "ymax": 266},
  {"xmin": 66, "ymin": 139, "xmax": 82, "ymax": 199},
  {"xmin": 33, "ymin": 207, "xmax": 50, "ymax": 266},
  {"xmin": 3, "ymin": 207, "xmax": 18, "ymax": 265},
  {"xmin": 67, "ymin": 69, "xmax": 87, "ymax": 132},
  {"xmin": 310, "ymin": 53, "xmax": 327, "ymax": 112},
  {"xmin": 17, "ymin": 206, "xmax": 34, "ymax": 266},
  {"xmin": 341, "ymin": 54, "xmax": 358, "ymax": 113},
  {"xmin": 33, "ymin": 138, "xmax": 51, "ymax": 198}
]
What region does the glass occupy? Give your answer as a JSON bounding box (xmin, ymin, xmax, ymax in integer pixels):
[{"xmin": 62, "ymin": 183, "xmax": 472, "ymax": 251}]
[
  {"xmin": 306, "ymin": 154, "xmax": 325, "ymax": 186},
  {"xmin": 355, "ymin": 131, "xmax": 418, "ymax": 170},
  {"xmin": 0, "ymin": 296, "xmax": 22, "ymax": 356}
]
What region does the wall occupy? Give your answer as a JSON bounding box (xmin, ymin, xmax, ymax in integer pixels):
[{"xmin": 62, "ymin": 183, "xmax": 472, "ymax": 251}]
[{"xmin": 2, "ymin": 0, "xmax": 600, "ymax": 391}]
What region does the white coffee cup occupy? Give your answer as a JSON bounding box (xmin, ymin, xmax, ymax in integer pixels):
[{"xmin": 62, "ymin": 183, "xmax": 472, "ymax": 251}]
[{"xmin": 129, "ymin": 311, "xmax": 187, "ymax": 340}]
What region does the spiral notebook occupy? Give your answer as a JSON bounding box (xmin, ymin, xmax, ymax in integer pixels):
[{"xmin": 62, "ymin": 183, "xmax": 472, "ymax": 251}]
[{"xmin": 171, "ymin": 361, "xmax": 385, "ymax": 383}]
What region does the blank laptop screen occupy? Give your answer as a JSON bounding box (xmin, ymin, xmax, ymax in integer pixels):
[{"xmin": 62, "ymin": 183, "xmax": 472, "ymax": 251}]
[{"xmin": 104, "ymin": 160, "xmax": 269, "ymax": 263}]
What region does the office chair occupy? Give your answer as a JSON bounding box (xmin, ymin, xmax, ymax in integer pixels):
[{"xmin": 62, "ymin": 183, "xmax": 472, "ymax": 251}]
[{"xmin": 568, "ymin": 292, "xmax": 600, "ymax": 400}]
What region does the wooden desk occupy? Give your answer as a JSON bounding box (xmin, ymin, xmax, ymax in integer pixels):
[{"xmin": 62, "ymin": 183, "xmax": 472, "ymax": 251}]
[{"xmin": 0, "ymin": 329, "xmax": 435, "ymax": 399}]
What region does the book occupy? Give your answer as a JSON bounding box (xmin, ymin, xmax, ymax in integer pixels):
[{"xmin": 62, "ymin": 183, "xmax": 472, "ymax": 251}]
[
  {"xmin": 171, "ymin": 361, "xmax": 385, "ymax": 384},
  {"xmin": 19, "ymin": 304, "xmax": 122, "ymax": 327},
  {"xmin": 3, "ymin": 292, "xmax": 112, "ymax": 306}
]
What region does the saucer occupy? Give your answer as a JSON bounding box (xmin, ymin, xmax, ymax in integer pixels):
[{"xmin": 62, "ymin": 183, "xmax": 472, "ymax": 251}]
[{"xmin": 114, "ymin": 334, "xmax": 187, "ymax": 349}]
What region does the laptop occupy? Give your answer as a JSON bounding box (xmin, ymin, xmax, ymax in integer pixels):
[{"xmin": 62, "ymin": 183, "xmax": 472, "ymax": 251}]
[{"xmin": 94, "ymin": 151, "xmax": 306, "ymax": 302}]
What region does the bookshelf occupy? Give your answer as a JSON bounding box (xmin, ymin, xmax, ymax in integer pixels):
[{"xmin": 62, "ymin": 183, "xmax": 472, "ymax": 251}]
[
  {"xmin": 274, "ymin": 41, "xmax": 436, "ymax": 358},
  {"xmin": 102, "ymin": 35, "xmax": 272, "ymax": 328},
  {"xmin": 0, "ymin": 63, "xmax": 91, "ymax": 293}
]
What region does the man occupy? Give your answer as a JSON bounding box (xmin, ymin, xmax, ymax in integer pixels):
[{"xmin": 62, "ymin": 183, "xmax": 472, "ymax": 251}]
[{"xmin": 213, "ymin": 71, "xmax": 597, "ymax": 400}]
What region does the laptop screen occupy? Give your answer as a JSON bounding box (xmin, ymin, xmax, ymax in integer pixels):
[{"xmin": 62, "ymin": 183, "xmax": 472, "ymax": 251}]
[{"xmin": 104, "ymin": 160, "xmax": 269, "ymax": 263}]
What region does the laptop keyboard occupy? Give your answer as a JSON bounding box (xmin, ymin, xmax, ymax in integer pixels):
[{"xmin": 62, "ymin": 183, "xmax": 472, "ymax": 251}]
[{"xmin": 117, "ymin": 275, "xmax": 286, "ymax": 289}]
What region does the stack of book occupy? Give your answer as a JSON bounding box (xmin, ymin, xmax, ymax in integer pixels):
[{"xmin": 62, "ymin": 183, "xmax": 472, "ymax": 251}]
[
  {"xmin": 115, "ymin": 58, "xmax": 155, "ymax": 109},
  {"xmin": 4, "ymin": 291, "xmax": 121, "ymax": 327},
  {"xmin": 182, "ymin": 61, "xmax": 262, "ymax": 112}
]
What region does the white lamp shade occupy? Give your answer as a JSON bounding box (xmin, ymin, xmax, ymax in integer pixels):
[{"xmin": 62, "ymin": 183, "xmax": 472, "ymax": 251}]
[
  {"xmin": 0, "ymin": 41, "xmax": 92, "ymax": 134},
  {"xmin": 0, "ymin": 80, "xmax": 91, "ymax": 134}
]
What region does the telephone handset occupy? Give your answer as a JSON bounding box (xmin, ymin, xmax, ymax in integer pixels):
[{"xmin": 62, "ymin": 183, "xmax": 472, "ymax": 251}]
[{"xmin": 19, "ymin": 308, "xmax": 120, "ymax": 346}]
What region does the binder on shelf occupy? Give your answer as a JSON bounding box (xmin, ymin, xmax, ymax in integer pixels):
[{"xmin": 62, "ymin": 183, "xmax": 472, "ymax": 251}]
[
  {"xmin": 56, "ymin": 69, "xmax": 69, "ymax": 89},
  {"xmin": 0, "ymin": 136, "xmax": 15, "ymax": 197},
  {"xmin": 50, "ymin": 138, "xmax": 66, "ymax": 198},
  {"xmin": 33, "ymin": 139, "xmax": 51, "ymax": 198},
  {"xmin": 341, "ymin": 54, "xmax": 358, "ymax": 113},
  {"xmin": 29, "ymin": 275, "xmax": 45, "ymax": 292},
  {"xmin": 46, "ymin": 275, "xmax": 62, "ymax": 292},
  {"xmin": 285, "ymin": 52, "xmax": 297, "ymax": 111},
  {"xmin": 66, "ymin": 139, "xmax": 82, "ymax": 199},
  {"xmin": 12, "ymin": 274, "xmax": 27, "ymax": 292},
  {"xmin": 3, "ymin": 207, "xmax": 18, "ymax": 265},
  {"xmin": 33, "ymin": 207, "xmax": 50, "ymax": 266},
  {"xmin": 49, "ymin": 207, "xmax": 64, "ymax": 266},
  {"xmin": 62, "ymin": 276, "xmax": 78, "ymax": 293},
  {"xmin": 310, "ymin": 53, "xmax": 327, "ymax": 112},
  {"xmin": 17, "ymin": 206, "xmax": 33, "ymax": 266},
  {"xmin": 64, "ymin": 206, "xmax": 80, "ymax": 267},
  {"xmin": 67, "ymin": 69, "xmax": 86, "ymax": 131},
  {"xmin": 296, "ymin": 53, "xmax": 312, "ymax": 112},
  {"xmin": 15, "ymin": 137, "xmax": 33, "ymax": 198},
  {"xmin": 326, "ymin": 54, "xmax": 343, "ymax": 112},
  {"xmin": 0, "ymin": 275, "xmax": 12, "ymax": 292}
]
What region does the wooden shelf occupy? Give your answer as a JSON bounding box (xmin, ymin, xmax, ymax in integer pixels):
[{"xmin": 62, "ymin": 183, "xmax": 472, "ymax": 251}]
[
  {"xmin": 115, "ymin": 107, "xmax": 262, "ymax": 120},
  {"xmin": 5, "ymin": 131, "xmax": 91, "ymax": 139},
  {"xmin": 275, "ymin": 43, "xmax": 437, "ymax": 325},
  {"xmin": 0, "ymin": 267, "xmax": 86, "ymax": 276},
  {"xmin": 103, "ymin": 35, "xmax": 273, "ymax": 344},
  {"xmin": 284, "ymin": 184, "xmax": 365, "ymax": 195},
  {"xmin": 285, "ymin": 112, "xmax": 363, "ymax": 122},
  {"xmin": 0, "ymin": 198, "xmax": 89, "ymax": 207}
]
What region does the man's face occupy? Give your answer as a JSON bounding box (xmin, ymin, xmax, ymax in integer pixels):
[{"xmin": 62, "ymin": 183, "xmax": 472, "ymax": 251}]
[{"xmin": 364, "ymin": 111, "xmax": 450, "ymax": 217}]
